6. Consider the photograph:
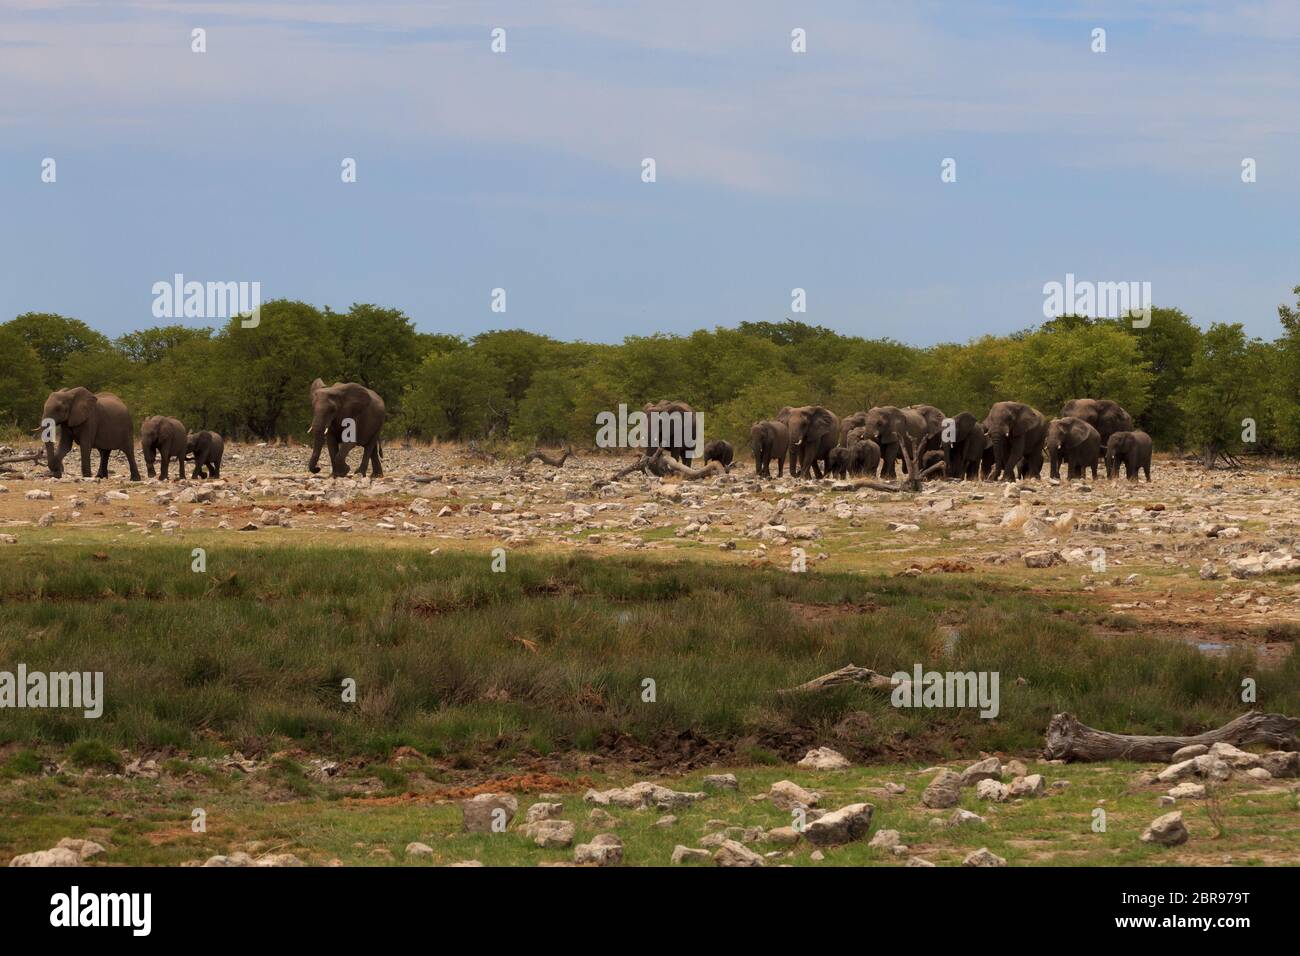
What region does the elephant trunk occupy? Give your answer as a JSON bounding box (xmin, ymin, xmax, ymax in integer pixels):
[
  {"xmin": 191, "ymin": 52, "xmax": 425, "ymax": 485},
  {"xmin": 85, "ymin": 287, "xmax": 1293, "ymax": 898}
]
[{"xmin": 44, "ymin": 427, "xmax": 71, "ymax": 478}]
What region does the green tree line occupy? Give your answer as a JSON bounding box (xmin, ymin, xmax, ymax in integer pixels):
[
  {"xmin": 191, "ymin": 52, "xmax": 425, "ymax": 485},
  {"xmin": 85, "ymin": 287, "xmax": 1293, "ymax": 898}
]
[{"xmin": 3, "ymin": 291, "xmax": 1299, "ymax": 463}]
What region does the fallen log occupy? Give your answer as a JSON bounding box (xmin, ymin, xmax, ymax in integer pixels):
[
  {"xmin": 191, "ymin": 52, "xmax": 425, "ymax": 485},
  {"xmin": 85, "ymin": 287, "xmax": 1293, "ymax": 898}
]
[
  {"xmin": 598, "ymin": 448, "xmax": 726, "ymax": 485},
  {"xmin": 1043, "ymin": 711, "xmax": 1300, "ymax": 762},
  {"xmin": 0, "ymin": 451, "xmax": 42, "ymax": 465},
  {"xmin": 522, "ymin": 446, "xmax": 572, "ymax": 467},
  {"xmin": 780, "ymin": 664, "xmax": 896, "ymax": 694}
]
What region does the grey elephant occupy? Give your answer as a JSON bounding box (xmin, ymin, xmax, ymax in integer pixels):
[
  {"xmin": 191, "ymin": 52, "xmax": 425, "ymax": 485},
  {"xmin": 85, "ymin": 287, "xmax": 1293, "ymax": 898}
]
[
  {"xmin": 186, "ymin": 430, "xmax": 224, "ymax": 478},
  {"xmin": 308, "ymin": 379, "xmax": 387, "ymax": 478},
  {"xmin": 643, "ymin": 399, "xmax": 697, "ymax": 462},
  {"xmin": 849, "ymin": 438, "xmax": 881, "ymax": 477},
  {"xmin": 1045, "ymin": 416, "xmax": 1101, "ymax": 480},
  {"xmin": 702, "ymin": 439, "xmax": 733, "ymax": 468},
  {"xmin": 140, "ymin": 415, "xmax": 188, "ymax": 481},
  {"xmin": 749, "ymin": 420, "xmax": 789, "ymax": 478},
  {"xmin": 940, "ymin": 411, "xmax": 985, "ymax": 480},
  {"xmin": 1105, "ymin": 430, "xmax": 1152, "ymax": 481},
  {"xmin": 777, "ymin": 405, "xmax": 840, "ymax": 478},
  {"xmin": 983, "ymin": 401, "xmax": 1047, "ymax": 482},
  {"xmin": 858, "ymin": 405, "xmax": 927, "ymax": 479},
  {"xmin": 906, "ymin": 404, "xmax": 946, "ymax": 454},
  {"xmin": 826, "ymin": 446, "xmax": 853, "ymax": 479},
  {"xmin": 1060, "ymin": 398, "xmax": 1134, "ymax": 451},
  {"xmin": 38, "ymin": 387, "xmax": 141, "ymax": 480}
]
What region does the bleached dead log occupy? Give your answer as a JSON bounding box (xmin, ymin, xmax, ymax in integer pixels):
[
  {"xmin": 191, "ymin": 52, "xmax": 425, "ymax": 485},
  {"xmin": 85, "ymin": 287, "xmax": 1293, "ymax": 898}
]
[
  {"xmin": 598, "ymin": 448, "xmax": 725, "ymax": 485},
  {"xmin": 0, "ymin": 451, "xmax": 42, "ymax": 465},
  {"xmin": 780, "ymin": 664, "xmax": 897, "ymax": 694},
  {"xmin": 522, "ymin": 446, "xmax": 572, "ymax": 467},
  {"xmin": 1044, "ymin": 711, "xmax": 1300, "ymax": 762}
]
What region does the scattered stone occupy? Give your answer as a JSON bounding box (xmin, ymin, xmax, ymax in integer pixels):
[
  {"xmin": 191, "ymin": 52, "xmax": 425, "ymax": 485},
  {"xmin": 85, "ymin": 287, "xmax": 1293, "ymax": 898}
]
[
  {"xmin": 714, "ymin": 839, "xmax": 765, "ymax": 867},
  {"xmin": 921, "ymin": 769, "xmax": 962, "ymax": 809},
  {"xmin": 804, "ymin": 803, "xmax": 874, "ymax": 846},
  {"xmin": 1141, "ymin": 811, "xmax": 1189, "ymax": 846},
  {"xmin": 868, "ymin": 828, "xmax": 901, "ymax": 849},
  {"xmin": 528, "ymin": 819, "xmax": 576, "ymax": 849},
  {"xmin": 405, "ymin": 842, "xmax": 434, "ymax": 858},
  {"xmin": 671, "ymin": 845, "xmax": 711, "ymax": 864},
  {"xmin": 962, "ymin": 847, "xmax": 1007, "ymax": 867},
  {"xmin": 9, "ymin": 846, "xmax": 83, "ymax": 867},
  {"xmin": 769, "ymin": 780, "xmax": 820, "ymax": 811},
  {"xmin": 1009, "ymin": 774, "xmax": 1045, "ymax": 798},
  {"xmin": 960, "ymin": 756, "xmax": 1002, "ymax": 786},
  {"xmin": 462, "ymin": 793, "xmax": 518, "ymax": 833},
  {"xmin": 584, "ymin": 781, "xmax": 707, "ymax": 811},
  {"xmin": 796, "ymin": 747, "xmax": 851, "ymax": 770},
  {"xmin": 574, "ymin": 833, "xmax": 623, "ymax": 866},
  {"xmin": 701, "ymin": 773, "xmax": 738, "ymax": 791}
]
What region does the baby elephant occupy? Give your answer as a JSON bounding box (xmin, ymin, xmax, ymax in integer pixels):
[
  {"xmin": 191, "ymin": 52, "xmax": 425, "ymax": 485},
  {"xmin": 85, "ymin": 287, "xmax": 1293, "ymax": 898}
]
[
  {"xmin": 1105, "ymin": 430, "xmax": 1152, "ymax": 482},
  {"xmin": 186, "ymin": 431, "xmax": 224, "ymax": 479},
  {"xmin": 826, "ymin": 446, "xmax": 854, "ymax": 479},
  {"xmin": 702, "ymin": 439, "xmax": 733, "ymax": 469},
  {"xmin": 141, "ymin": 415, "xmax": 188, "ymax": 481},
  {"xmin": 850, "ymin": 438, "xmax": 881, "ymax": 477}
]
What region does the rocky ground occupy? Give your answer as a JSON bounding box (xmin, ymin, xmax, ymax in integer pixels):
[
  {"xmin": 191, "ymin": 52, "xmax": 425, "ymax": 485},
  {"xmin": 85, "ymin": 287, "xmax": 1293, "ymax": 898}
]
[
  {"xmin": 6, "ymin": 742, "xmax": 1298, "ymax": 867},
  {"xmin": 3, "ymin": 441, "xmax": 1300, "ymax": 661}
]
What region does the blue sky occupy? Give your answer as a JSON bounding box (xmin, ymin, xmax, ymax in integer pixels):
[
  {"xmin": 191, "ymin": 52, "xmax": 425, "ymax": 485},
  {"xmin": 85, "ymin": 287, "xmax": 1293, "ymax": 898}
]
[{"xmin": 2, "ymin": 0, "xmax": 1298, "ymax": 345}]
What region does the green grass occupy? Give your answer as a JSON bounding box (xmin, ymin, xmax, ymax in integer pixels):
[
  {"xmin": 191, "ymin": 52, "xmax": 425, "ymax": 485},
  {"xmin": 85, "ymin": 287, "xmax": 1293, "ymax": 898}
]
[
  {"xmin": 0, "ymin": 537, "xmax": 1295, "ymax": 761},
  {"xmin": 2, "ymin": 762, "xmax": 1297, "ymax": 866}
]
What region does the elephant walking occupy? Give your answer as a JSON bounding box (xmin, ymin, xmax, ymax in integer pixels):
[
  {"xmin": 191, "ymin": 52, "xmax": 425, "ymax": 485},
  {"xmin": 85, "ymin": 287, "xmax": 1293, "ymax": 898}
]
[
  {"xmin": 858, "ymin": 406, "xmax": 927, "ymax": 479},
  {"xmin": 186, "ymin": 430, "xmax": 225, "ymax": 478},
  {"xmin": 1105, "ymin": 430, "xmax": 1153, "ymax": 481},
  {"xmin": 39, "ymin": 387, "xmax": 141, "ymax": 480},
  {"xmin": 141, "ymin": 415, "xmax": 188, "ymax": 481},
  {"xmin": 1060, "ymin": 399, "xmax": 1134, "ymax": 453},
  {"xmin": 906, "ymin": 404, "xmax": 946, "ymax": 455},
  {"xmin": 702, "ymin": 439, "xmax": 733, "ymax": 468},
  {"xmin": 1045, "ymin": 417, "xmax": 1101, "ymax": 480},
  {"xmin": 983, "ymin": 401, "xmax": 1047, "ymax": 482},
  {"xmin": 777, "ymin": 405, "xmax": 840, "ymax": 479},
  {"xmin": 308, "ymin": 379, "xmax": 387, "ymax": 478},
  {"xmin": 643, "ymin": 400, "xmax": 697, "ymax": 463},
  {"xmin": 750, "ymin": 420, "xmax": 789, "ymax": 477},
  {"xmin": 941, "ymin": 411, "xmax": 986, "ymax": 480}
]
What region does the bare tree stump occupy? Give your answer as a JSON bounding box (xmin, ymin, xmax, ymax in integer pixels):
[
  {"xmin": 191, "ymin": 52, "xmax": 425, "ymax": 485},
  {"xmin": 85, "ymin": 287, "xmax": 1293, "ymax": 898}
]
[
  {"xmin": 1043, "ymin": 711, "xmax": 1300, "ymax": 762},
  {"xmin": 780, "ymin": 664, "xmax": 897, "ymax": 694},
  {"xmin": 849, "ymin": 435, "xmax": 946, "ymax": 492}
]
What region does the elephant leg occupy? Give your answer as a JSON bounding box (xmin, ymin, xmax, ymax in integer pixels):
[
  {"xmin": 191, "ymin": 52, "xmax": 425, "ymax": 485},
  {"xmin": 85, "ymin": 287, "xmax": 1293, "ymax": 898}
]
[
  {"xmin": 327, "ymin": 435, "xmax": 348, "ymax": 477},
  {"xmin": 144, "ymin": 447, "xmax": 156, "ymax": 479},
  {"xmin": 126, "ymin": 447, "xmax": 140, "ymax": 481},
  {"xmin": 80, "ymin": 442, "xmax": 94, "ymax": 477},
  {"xmin": 161, "ymin": 453, "xmax": 170, "ymax": 481},
  {"xmin": 96, "ymin": 449, "xmax": 110, "ymax": 478},
  {"xmin": 369, "ymin": 442, "xmax": 383, "ymax": 477},
  {"xmin": 1003, "ymin": 436, "xmax": 1025, "ymax": 482}
]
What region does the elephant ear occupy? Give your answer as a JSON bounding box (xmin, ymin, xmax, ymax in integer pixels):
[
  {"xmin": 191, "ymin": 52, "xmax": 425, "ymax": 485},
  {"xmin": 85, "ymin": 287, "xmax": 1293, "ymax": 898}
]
[
  {"xmin": 310, "ymin": 378, "xmax": 325, "ymax": 396},
  {"xmin": 67, "ymin": 389, "xmax": 97, "ymax": 428},
  {"xmin": 775, "ymin": 407, "xmax": 793, "ymax": 422}
]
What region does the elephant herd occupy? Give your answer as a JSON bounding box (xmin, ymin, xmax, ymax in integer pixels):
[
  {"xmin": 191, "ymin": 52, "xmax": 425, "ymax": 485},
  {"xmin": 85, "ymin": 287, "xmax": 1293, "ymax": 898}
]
[
  {"xmin": 34, "ymin": 379, "xmax": 387, "ymax": 481},
  {"xmin": 743, "ymin": 397, "xmax": 1152, "ymax": 483}
]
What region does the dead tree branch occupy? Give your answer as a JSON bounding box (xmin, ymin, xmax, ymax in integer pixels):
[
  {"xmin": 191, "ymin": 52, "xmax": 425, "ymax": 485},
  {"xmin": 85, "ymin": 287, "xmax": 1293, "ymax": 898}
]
[
  {"xmin": 779, "ymin": 664, "xmax": 897, "ymax": 694},
  {"xmin": 1043, "ymin": 711, "xmax": 1300, "ymax": 762}
]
